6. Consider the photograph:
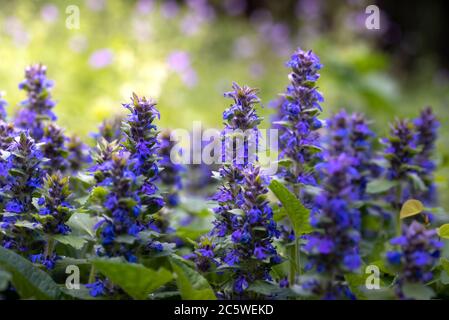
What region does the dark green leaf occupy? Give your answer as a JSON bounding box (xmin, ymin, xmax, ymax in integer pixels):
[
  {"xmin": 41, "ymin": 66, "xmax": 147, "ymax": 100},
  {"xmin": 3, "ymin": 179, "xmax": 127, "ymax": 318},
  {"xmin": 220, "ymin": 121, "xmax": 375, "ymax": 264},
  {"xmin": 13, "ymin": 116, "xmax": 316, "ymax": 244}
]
[
  {"xmin": 269, "ymin": 180, "xmax": 312, "ymax": 235},
  {"xmin": 170, "ymin": 256, "xmax": 216, "ymax": 300},
  {"xmin": 0, "ymin": 247, "xmax": 63, "ymax": 299},
  {"xmin": 366, "ymin": 179, "xmax": 397, "ymax": 194},
  {"xmin": 93, "ymin": 259, "xmax": 173, "ymax": 300}
]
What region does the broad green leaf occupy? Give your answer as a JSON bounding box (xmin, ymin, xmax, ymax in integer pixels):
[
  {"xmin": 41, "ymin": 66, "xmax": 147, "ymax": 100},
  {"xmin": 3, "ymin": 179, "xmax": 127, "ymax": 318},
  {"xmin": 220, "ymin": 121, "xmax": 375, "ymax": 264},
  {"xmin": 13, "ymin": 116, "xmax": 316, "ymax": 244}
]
[
  {"xmin": 93, "ymin": 259, "xmax": 172, "ymax": 300},
  {"xmin": 400, "ymin": 199, "xmax": 424, "ymax": 219},
  {"xmin": 441, "ymin": 258, "xmax": 449, "ymax": 274},
  {"xmin": 0, "ymin": 247, "xmax": 63, "ymax": 299},
  {"xmin": 54, "ymin": 235, "xmax": 88, "ymax": 250},
  {"xmin": 247, "ymin": 280, "xmax": 283, "ymax": 296},
  {"xmin": 170, "ymin": 257, "xmax": 216, "ymax": 300},
  {"xmin": 402, "ymin": 283, "xmax": 434, "ymax": 300},
  {"xmin": 438, "ymin": 224, "xmax": 449, "ymax": 239},
  {"xmin": 366, "ymin": 179, "xmax": 397, "ymax": 194},
  {"xmin": 67, "ymin": 212, "xmax": 98, "ymax": 238},
  {"xmin": 269, "ymin": 180, "xmax": 312, "ymax": 235},
  {"xmin": 0, "ymin": 269, "xmax": 11, "ymax": 291}
]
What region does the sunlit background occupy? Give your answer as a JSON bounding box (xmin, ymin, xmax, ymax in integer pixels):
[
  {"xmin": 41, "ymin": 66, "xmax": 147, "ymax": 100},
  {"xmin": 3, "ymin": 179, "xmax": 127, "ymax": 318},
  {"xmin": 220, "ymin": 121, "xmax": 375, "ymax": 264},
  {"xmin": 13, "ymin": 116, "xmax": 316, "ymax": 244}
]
[{"xmin": 0, "ymin": 0, "xmax": 448, "ymax": 207}]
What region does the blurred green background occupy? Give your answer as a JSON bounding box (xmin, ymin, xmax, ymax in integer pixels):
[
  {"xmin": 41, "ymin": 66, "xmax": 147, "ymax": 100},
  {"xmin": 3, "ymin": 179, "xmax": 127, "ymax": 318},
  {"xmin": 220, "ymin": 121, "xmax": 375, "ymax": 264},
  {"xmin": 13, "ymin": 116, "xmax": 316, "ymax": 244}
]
[{"xmin": 0, "ymin": 0, "xmax": 448, "ymax": 207}]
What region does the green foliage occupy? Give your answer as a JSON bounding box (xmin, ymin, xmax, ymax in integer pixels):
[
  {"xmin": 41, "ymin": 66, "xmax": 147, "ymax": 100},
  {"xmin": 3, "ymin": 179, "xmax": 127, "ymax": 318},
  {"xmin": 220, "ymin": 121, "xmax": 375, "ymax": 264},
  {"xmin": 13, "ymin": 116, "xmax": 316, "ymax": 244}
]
[
  {"xmin": 268, "ymin": 180, "xmax": 313, "ymax": 236},
  {"xmin": 92, "ymin": 259, "xmax": 173, "ymax": 300},
  {"xmin": 169, "ymin": 256, "xmax": 216, "ymax": 300},
  {"xmin": 0, "ymin": 247, "xmax": 63, "ymax": 299}
]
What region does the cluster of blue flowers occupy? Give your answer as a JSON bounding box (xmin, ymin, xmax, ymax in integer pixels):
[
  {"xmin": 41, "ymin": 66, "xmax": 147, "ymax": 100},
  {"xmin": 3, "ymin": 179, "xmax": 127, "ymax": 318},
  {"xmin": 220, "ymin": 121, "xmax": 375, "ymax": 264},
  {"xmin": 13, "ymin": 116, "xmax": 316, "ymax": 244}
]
[
  {"xmin": 31, "ymin": 172, "xmax": 73, "ymax": 269},
  {"xmin": 15, "ymin": 64, "xmax": 57, "ymax": 141},
  {"xmin": 89, "ymin": 94, "xmax": 165, "ymax": 264},
  {"xmin": 413, "ymin": 107, "xmax": 439, "ymax": 205},
  {"xmin": 193, "ymin": 83, "xmax": 281, "ymax": 297},
  {"xmin": 159, "ymin": 130, "xmax": 184, "ymax": 207},
  {"xmin": 274, "ymin": 49, "xmax": 324, "ymax": 190},
  {"xmin": 0, "ymin": 133, "xmax": 44, "ymax": 253},
  {"xmin": 386, "ymin": 221, "xmax": 442, "ymax": 298},
  {"xmin": 304, "ymin": 153, "xmax": 361, "ymax": 298}
]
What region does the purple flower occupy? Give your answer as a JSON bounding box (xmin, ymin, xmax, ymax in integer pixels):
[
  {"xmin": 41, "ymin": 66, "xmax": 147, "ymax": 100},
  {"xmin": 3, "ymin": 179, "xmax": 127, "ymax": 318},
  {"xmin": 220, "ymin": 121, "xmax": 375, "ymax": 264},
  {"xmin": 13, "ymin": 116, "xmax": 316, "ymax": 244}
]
[
  {"xmin": 15, "ymin": 64, "xmax": 57, "ymax": 141},
  {"xmin": 89, "ymin": 49, "xmax": 114, "ymax": 69},
  {"xmin": 386, "ymin": 221, "xmax": 442, "ymax": 298}
]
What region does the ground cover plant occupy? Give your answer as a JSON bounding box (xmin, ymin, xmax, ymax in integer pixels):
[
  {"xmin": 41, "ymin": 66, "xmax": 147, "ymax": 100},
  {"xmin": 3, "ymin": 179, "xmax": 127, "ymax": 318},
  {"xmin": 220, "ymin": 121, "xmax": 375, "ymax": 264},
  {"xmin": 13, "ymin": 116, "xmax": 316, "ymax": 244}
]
[{"xmin": 0, "ymin": 46, "xmax": 448, "ymax": 300}]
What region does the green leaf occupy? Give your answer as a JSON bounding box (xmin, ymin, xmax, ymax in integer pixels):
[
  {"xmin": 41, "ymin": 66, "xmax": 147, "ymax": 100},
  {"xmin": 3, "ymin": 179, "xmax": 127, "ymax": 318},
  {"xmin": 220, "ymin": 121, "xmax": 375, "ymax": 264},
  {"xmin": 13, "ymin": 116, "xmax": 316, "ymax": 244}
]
[
  {"xmin": 169, "ymin": 256, "xmax": 216, "ymax": 300},
  {"xmin": 438, "ymin": 224, "xmax": 449, "ymax": 239},
  {"xmin": 247, "ymin": 280, "xmax": 283, "ymax": 296},
  {"xmin": 0, "ymin": 247, "xmax": 63, "ymax": 299},
  {"xmin": 366, "ymin": 179, "xmax": 397, "ymax": 194},
  {"xmin": 441, "ymin": 258, "xmax": 449, "ymax": 274},
  {"xmin": 0, "ymin": 269, "xmax": 12, "ymax": 291},
  {"xmin": 54, "ymin": 235, "xmax": 88, "ymax": 250},
  {"xmin": 402, "ymin": 283, "xmax": 434, "ymax": 300},
  {"xmin": 93, "ymin": 259, "xmax": 173, "ymax": 300},
  {"xmin": 269, "ymin": 180, "xmax": 312, "ymax": 235},
  {"xmin": 66, "ymin": 212, "xmax": 98, "ymax": 238},
  {"xmin": 400, "ymin": 199, "xmax": 424, "ymax": 219}
]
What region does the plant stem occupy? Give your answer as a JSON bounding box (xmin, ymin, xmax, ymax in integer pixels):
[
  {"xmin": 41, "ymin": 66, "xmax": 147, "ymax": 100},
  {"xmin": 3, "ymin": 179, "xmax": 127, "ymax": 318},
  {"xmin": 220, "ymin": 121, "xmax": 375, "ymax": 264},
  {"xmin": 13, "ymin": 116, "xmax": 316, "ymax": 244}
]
[
  {"xmin": 396, "ymin": 184, "xmax": 403, "ymax": 237},
  {"xmin": 44, "ymin": 236, "xmax": 54, "ymax": 258}
]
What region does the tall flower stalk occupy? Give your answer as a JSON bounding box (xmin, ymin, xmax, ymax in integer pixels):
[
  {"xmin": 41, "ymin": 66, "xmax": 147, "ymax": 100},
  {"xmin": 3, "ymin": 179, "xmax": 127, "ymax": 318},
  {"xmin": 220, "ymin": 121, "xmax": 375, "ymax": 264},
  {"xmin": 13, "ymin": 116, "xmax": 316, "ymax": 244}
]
[
  {"xmin": 413, "ymin": 107, "xmax": 439, "ymax": 205},
  {"xmin": 194, "ymin": 83, "xmax": 281, "ymax": 298},
  {"xmin": 31, "ymin": 172, "xmax": 73, "ymax": 269},
  {"xmin": 274, "ymin": 49, "xmax": 324, "ymax": 196},
  {"xmin": 15, "ymin": 64, "xmax": 57, "ymax": 141},
  {"xmin": 304, "ymin": 153, "xmax": 361, "ymax": 299},
  {"xmin": 0, "ymin": 133, "xmax": 44, "ymax": 254},
  {"xmin": 382, "ymin": 119, "xmax": 418, "ymax": 235},
  {"xmin": 386, "ymin": 221, "xmax": 442, "ymax": 299}
]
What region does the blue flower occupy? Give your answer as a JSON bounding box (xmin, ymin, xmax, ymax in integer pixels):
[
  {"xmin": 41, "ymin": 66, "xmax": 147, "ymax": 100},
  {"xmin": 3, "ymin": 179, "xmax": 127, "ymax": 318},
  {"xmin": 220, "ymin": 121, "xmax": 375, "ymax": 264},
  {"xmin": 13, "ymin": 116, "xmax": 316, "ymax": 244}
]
[
  {"xmin": 15, "ymin": 64, "xmax": 57, "ymax": 141},
  {"xmin": 86, "ymin": 280, "xmax": 106, "ymax": 297},
  {"xmin": 386, "ymin": 221, "xmax": 442, "ymax": 297},
  {"xmin": 386, "ymin": 251, "xmax": 402, "ymax": 265},
  {"xmin": 5, "ymin": 199, "xmax": 23, "ymax": 213}
]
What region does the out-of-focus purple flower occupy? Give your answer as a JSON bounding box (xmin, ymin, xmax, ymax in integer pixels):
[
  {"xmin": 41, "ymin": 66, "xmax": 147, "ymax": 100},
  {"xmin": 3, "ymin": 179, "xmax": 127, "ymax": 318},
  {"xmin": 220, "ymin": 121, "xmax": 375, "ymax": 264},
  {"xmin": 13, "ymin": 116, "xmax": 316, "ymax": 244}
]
[
  {"xmin": 41, "ymin": 4, "xmax": 59, "ymax": 23},
  {"xmin": 85, "ymin": 0, "xmax": 106, "ymax": 12},
  {"xmin": 158, "ymin": 130, "xmax": 184, "ymax": 208},
  {"xmin": 223, "ymin": 0, "xmax": 247, "ymax": 16},
  {"xmin": 135, "ymin": 0, "xmax": 154, "ymax": 14},
  {"xmin": 167, "ymin": 51, "xmax": 198, "ymax": 87},
  {"xmin": 167, "ymin": 51, "xmax": 191, "ymax": 73},
  {"xmin": 412, "ymin": 107, "xmax": 439, "ymax": 205},
  {"xmin": 89, "ymin": 49, "xmax": 114, "ymax": 69},
  {"xmin": 3, "ymin": 17, "xmax": 30, "ymax": 47},
  {"xmin": 0, "ymin": 93, "xmax": 8, "ymax": 121},
  {"xmin": 161, "ymin": 0, "xmax": 179, "ymax": 19},
  {"xmin": 386, "ymin": 221, "xmax": 442, "ymax": 298}
]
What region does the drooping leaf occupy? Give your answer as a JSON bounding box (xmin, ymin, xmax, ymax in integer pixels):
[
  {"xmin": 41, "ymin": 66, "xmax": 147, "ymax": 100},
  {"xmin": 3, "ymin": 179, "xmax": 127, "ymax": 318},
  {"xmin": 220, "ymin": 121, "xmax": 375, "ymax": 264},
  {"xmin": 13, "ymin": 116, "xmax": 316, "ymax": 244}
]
[
  {"xmin": 169, "ymin": 256, "xmax": 216, "ymax": 300},
  {"xmin": 54, "ymin": 235, "xmax": 88, "ymax": 250},
  {"xmin": 269, "ymin": 180, "xmax": 312, "ymax": 235},
  {"xmin": 366, "ymin": 179, "xmax": 397, "ymax": 194},
  {"xmin": 402, "ymin": 282, "xmax": 435, "ymax": 300},
  {"xmin": 437, "ymin": 224, "xmax": 449, "ymax": 239},
  {"xmin": 400, "ymin": 199, "xmax": 424, "ymax": 219},
  {"xmin": 93, "ymin": 259, "xmax": 173, "ymax": 300},
  {"xmin": 0, "ymin": 247, "xmax": 63, "ymax": 299},
  {"xmin": 66, "ymin": 212, "xmax": 98, "ymax": 238}
]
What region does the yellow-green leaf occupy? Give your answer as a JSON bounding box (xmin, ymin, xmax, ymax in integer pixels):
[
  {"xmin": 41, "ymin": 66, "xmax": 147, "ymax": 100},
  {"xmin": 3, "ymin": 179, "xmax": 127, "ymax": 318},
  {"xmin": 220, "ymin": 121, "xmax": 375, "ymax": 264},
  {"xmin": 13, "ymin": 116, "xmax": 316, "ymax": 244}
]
[
  {"xmin": 400, "ymin": 199, "xmax": 424, "ymax": 219},
  {"xmin": 438, "ymin": 224, "xmax": 449, "ymax": 239}
]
